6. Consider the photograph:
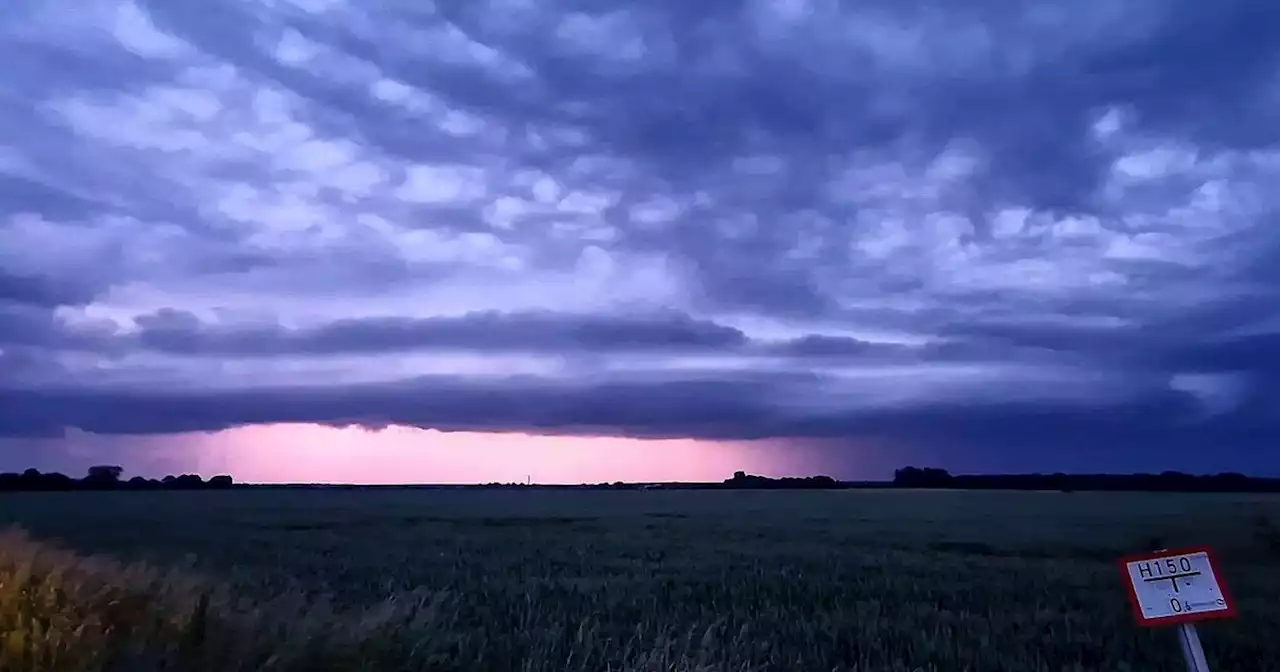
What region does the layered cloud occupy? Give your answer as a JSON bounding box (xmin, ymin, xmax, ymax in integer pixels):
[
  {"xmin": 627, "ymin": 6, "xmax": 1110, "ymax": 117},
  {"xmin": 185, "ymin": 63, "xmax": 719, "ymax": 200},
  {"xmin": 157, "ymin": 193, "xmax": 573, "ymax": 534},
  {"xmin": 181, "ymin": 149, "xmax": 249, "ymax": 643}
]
[{"xmin": 2, "ymin": 0, "xmax": 1280, "ymax": 468}]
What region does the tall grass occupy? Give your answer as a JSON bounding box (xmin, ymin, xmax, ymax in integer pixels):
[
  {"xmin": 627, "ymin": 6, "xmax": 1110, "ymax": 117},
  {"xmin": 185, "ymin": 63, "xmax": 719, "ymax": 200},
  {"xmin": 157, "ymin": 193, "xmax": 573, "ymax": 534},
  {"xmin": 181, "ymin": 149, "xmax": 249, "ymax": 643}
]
[{"xmin": 0, "ymin": 530, "xmax": 768, "ymax": 672}]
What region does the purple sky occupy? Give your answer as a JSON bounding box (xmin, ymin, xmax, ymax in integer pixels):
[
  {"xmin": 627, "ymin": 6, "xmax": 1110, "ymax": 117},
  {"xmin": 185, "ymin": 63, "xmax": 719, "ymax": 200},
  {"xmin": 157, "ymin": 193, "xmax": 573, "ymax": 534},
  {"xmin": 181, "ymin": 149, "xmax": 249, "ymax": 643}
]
[{"xmin": 3, "ymin": 0, "xmax": 1280, "ymax": 482}]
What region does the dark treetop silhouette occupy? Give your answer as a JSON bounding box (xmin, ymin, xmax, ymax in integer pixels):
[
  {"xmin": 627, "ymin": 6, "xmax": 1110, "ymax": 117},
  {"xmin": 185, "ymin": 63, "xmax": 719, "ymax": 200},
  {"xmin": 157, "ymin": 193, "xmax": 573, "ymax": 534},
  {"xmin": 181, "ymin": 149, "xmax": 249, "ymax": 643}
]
[{"xmin": 0, "ymin": 466, "xmax": 233, "ymax": 491}]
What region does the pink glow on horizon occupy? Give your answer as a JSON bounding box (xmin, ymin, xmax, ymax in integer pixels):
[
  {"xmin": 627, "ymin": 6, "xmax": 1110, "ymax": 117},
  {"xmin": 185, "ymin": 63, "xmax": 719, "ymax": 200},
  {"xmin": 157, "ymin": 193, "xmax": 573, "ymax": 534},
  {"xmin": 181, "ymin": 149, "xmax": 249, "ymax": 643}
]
[{"xmin": 164, "ymin": 424, "xmax": 831, "ymax": 484}]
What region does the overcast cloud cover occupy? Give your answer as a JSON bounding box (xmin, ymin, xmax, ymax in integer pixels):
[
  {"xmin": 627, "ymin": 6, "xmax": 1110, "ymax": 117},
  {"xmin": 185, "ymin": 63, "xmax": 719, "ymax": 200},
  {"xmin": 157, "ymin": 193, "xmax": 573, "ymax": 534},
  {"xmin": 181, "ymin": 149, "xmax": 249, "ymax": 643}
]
[{"xmin": 2, "ymin": 0, "xmax": 1280, "ymax": 474}]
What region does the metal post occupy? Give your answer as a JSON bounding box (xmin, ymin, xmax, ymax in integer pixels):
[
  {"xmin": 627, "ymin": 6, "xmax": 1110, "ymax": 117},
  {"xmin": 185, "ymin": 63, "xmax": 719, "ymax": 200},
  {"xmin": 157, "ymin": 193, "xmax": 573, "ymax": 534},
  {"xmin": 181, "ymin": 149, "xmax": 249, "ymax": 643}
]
[{"xmin": 1177, "ymin": 622, "xmax": 1212, "ymax": 672}]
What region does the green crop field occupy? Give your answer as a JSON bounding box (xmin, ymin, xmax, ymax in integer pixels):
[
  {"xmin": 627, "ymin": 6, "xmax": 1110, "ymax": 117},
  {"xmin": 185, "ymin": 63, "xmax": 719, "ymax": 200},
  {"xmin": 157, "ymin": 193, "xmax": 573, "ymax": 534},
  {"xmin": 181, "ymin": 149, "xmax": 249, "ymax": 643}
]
[{"xmin": 1, "ymin": 488, "xmax": 1278, "ymax": 671}]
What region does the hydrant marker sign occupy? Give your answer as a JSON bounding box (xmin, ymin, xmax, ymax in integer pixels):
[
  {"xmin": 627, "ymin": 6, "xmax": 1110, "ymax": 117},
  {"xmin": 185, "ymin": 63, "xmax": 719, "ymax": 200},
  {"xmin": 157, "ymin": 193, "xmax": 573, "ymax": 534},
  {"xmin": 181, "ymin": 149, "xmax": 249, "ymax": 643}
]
[{"xmin": 1118, "ymin": 546, "xmax": 1237, "ymax": 627}]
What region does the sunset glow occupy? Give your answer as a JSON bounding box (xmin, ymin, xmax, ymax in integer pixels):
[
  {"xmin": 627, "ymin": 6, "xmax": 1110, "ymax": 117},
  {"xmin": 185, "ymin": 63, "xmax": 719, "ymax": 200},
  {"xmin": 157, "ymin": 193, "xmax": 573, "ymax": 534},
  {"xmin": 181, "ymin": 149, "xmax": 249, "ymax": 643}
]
[
  {"xmin": 191, "ymin": 425, "xmax": 819, "ymax": 484},
  {"xmin": 0, "ymin": 424, "xmax": 877, "ymax": 484}
]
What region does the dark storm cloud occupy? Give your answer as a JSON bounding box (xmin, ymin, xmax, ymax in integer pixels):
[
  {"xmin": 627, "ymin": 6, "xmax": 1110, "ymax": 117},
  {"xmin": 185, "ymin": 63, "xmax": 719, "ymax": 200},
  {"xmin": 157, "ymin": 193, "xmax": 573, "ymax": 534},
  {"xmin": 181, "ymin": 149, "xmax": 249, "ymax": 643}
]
[
  {"xmin": 4, "ymin": 373, "xmax": 1274, "ymax": 477},
  {"xmin": 1, "ymin": 0, "xmax": 1280, "ymax": 473},
  {"xmin": 0, "ymin": 271, "xmax": 95, "ymax": 307},
  {"xmin": 130, "ymin": 308, "xmax": 748, "ymax": 355},
  {"xmin": 1164, "ymin": 333, "xmax": 1280, "ymax": 377},
  {"xmin": 2, "ymin": 304, "xmax": 936, "ymax": 361},
  {"xmin": 0, "ymin": 370, "xmax": 1185, "ymax": 439},
  {"xmin": 769, "ymin": 335, "xmax": 903, "ymax": 359}
]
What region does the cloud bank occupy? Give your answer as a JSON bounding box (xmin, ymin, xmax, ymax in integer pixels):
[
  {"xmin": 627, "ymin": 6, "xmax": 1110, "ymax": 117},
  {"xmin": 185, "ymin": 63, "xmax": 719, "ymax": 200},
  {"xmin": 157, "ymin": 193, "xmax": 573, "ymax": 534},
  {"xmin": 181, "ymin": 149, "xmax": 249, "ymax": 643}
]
[{"xmin": 2, "ymin": 0, "xmax": 1280, "ymax": 470}]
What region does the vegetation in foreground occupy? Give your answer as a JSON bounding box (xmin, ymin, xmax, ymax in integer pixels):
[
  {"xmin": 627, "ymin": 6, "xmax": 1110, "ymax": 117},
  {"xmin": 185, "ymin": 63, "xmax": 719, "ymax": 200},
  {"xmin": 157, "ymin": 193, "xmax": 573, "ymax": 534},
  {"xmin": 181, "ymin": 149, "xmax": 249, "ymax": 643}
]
[{"xmin": 1, "ymin": 489, "xmax": 1279, "ymax": 671}]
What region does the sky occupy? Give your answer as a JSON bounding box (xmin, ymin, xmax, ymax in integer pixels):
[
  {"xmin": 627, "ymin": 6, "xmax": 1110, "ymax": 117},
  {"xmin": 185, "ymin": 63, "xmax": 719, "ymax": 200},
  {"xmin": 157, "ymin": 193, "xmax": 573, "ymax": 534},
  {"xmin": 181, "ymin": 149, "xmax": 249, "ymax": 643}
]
[{"xmin": 2, "ymin": 0, "xmax": 1280, "ymax": 483}]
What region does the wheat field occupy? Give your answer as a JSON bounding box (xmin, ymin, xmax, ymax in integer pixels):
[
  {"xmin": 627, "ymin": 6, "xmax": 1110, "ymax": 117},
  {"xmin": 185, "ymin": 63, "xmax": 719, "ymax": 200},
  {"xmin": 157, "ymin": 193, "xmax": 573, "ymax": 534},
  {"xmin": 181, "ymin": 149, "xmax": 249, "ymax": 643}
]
[{"xmin": 1, "ymin": 488, "xmax": 1278, "ymax": 671}]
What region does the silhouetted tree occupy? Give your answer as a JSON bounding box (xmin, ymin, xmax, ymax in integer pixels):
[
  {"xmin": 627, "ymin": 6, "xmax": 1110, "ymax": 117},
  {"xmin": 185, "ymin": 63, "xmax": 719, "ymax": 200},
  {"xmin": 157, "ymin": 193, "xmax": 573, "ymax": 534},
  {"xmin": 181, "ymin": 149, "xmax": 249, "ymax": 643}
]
[
  {"xmin": 43, "ymin": 472, "xmax": 74, "ymax": 490},
  {"xmin": 893, "ymin": 467, "xmax": 954, "ymax": 488},
  {"xmin": 84, "ymin": 465, "xmax": 125, "ymax": 489},
  {"xmin": 87, "ymin": 465, "xmax": 124, "ymax": 481},
  {"xmin": 173, "ymin": 474, "xmax": 204, "ymax": 489}
]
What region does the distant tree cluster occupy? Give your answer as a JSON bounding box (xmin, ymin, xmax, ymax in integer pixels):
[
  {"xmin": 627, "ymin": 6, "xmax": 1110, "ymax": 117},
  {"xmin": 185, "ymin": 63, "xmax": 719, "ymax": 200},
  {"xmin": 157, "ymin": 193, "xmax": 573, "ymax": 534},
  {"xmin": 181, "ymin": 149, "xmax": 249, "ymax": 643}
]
[
  {"xmin": 719, "ymin": 471, "xmax": 842, "ymax": 489},
  {"xmin": 0, "ymin": 466, "xmax": 234, "ymax": 491},
  {"xmin": 891, "ymin": 466, "xmax": 1280, "ymax": 493}
]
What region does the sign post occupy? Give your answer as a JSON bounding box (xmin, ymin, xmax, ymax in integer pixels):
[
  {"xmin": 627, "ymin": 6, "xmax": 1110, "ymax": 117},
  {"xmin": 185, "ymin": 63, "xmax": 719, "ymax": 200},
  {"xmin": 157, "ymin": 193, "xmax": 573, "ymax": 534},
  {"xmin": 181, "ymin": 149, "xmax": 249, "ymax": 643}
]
[
  {"xmin": 1176, "ymin": 622, "xmax": 1211, "ymax": 672},
  {"xmin": 1118, "ymin": 546, "xmax": 1237, "ymax": 672}
]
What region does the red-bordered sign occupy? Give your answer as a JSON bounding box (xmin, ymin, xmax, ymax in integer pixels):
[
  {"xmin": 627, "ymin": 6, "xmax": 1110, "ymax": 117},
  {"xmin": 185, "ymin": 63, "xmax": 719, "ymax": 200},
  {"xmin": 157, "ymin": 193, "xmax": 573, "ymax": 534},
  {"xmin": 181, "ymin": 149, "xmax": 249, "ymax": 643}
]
[{"xmin": 1117, "ymin": 546, "xmax": 1237, "ymax": 627}]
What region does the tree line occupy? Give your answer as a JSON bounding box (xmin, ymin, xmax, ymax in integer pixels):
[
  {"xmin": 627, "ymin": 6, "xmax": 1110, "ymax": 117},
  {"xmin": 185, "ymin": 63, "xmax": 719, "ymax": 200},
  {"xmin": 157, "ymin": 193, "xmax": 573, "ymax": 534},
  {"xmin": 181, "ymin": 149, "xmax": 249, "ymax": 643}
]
[
  {"xmin": 695, "ymin": 469, "xmax": 1280, "ymax": 492},
  {"xmin": 681, "ymin": 469, "xmax": 1280, "ymax": 492},
  {"xmin": 0, "ymin": 466, "xmax": 234, "ymax": 491},
  {"xmin": 2, "ymin": 465, "xmax": 1277, "ymax": 493},
  {"xmin": 890, "ymin": 466, "xmax": 1280, "ymax": 492}
]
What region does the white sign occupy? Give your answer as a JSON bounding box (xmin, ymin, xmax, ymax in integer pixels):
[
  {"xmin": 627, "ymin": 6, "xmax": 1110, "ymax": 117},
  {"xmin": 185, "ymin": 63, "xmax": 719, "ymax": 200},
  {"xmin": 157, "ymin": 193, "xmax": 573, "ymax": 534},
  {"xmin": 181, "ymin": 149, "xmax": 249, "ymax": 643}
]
[{"xmin": 1123, "ymin": 550, "xmax": 1230, "ymax": 622}]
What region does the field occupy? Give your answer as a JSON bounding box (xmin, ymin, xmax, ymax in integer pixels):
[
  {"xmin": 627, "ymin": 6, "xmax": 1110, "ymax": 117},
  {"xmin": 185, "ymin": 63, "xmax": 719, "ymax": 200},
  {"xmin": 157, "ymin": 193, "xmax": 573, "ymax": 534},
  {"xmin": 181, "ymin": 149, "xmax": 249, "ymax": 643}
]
[{"xmin": 1, "ymin": 488, "xmax": 1279, "ymax": 671}]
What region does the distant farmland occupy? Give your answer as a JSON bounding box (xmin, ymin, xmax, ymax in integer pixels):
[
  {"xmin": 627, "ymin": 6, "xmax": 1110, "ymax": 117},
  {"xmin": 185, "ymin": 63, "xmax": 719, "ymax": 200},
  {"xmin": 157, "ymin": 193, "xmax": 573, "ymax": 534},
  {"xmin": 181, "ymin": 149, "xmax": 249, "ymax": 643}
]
[{"xmin": 2, "ymin": 488, "xmax": 1278, "ymax": 671}]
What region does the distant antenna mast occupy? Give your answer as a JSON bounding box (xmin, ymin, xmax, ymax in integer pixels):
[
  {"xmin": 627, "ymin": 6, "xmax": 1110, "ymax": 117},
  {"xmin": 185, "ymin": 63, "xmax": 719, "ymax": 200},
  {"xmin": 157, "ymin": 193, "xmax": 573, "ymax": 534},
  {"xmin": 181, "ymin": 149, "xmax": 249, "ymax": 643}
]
[{"xmin": 527, "ymin": 475, "xmax": 531, "ymax": 486}]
